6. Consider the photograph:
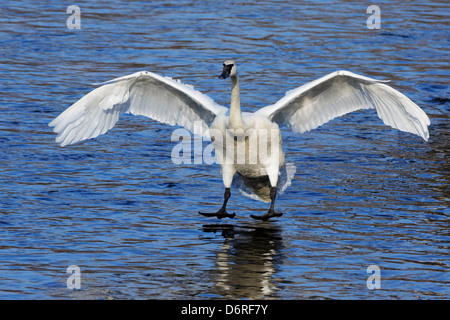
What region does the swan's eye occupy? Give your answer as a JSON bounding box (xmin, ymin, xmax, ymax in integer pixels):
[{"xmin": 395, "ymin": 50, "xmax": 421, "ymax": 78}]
[{"xmin": 224, "ymin": 64, "xmax": 234, "ymax": 72}]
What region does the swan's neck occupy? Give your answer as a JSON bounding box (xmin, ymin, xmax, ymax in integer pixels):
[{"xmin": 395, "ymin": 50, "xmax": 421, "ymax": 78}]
[{"xmin": 229, "ymin": 75, "xmax": 244, "ymax": 129}]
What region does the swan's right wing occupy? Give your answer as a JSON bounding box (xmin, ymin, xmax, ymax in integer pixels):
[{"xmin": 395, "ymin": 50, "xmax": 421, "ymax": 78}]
[
  {"xmin": 49, "ymin": 71, "xmax": 228, "ymax": 146},
  {"xmin": 257, "ymin": 70, "xmax": 430, "ymax": 141}
]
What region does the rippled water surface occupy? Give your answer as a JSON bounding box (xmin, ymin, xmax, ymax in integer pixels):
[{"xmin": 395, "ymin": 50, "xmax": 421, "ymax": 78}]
[{"xmin": 0, "ymin": 1, "xmax": 449, "ymax": 299}]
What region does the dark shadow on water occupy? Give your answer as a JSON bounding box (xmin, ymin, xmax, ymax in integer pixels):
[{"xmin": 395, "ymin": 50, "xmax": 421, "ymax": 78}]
[{"xmin": 202, "ymin": 223, "xmax": 284, "ymax": 299}]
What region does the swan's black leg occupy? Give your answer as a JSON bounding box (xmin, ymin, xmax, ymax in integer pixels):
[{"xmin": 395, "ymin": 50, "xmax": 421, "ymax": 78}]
[
  {"xmin": 199, "ymin": 188, "xmax": 236, "ymax": 219},
  {"xmin": 250, "ymin": 187, "xmax": 283, "ymax": 221}
]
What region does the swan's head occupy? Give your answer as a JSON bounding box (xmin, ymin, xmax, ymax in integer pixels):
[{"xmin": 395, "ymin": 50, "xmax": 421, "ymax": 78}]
[{"xmin": 219, "ymin": 60, "xmax": 237, "ymax": 79}]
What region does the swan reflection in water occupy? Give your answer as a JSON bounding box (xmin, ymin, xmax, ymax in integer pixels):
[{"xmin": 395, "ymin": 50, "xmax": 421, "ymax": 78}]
[{"xmin": 202, "ymin": 224, "xmax": 283, "ymax": 299}]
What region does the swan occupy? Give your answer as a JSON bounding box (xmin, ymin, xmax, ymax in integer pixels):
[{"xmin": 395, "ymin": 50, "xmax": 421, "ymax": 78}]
[{"xmin": 49, "ymin": 60, "xmax": 430, "ymax": 221}]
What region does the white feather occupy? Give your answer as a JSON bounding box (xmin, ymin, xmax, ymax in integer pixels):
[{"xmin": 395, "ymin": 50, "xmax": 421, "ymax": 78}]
[
  {"xmin": 49, "ymin": 71, "xmax": 227, "ymax": 147},
  {"xmin": 256, "ymin": 70, "xmax": 430, "ymax": 141}
]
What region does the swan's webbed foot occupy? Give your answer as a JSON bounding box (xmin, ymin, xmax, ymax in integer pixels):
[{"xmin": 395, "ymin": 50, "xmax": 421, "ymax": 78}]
[
  {"xmin": 199, "ymin": 188, "xmax": 235, "ymax": 219},
  {"xmin": 250, "ymin": 186, "xmax": 283, "ymax": 221},
  {"xmin": 199, "ymin": 209, "xmax": 236, "ymax": 219},
  {"xmin": 250, "ymin": 210, "xmax": 283, "ymax": 221}
]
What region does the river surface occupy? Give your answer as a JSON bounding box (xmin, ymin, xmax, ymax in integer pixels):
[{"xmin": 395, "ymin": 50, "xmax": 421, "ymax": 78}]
[{"xmin": 0, "ymin": 1, "xmax": 448, "ymax": 299}]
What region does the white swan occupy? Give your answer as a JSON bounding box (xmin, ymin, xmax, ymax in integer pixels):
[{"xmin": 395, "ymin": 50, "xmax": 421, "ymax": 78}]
[{"xmin": 49, "ymin": 60, "xmax": 430, "ymax": 221}]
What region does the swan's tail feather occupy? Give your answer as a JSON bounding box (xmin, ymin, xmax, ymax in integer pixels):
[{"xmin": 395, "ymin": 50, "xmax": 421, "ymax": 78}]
[
  {"xmin": 278, "ymin": 162, "xmax": 296, "ymax": 196},
  {"xmin": 232, "ymin": 163, "xmax": 296, "ymax": 202}
]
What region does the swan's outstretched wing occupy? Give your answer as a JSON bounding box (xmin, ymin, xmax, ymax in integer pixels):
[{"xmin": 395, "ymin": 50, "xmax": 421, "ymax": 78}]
[
  {"xmin": 49, "ymin": 71, "xmax": 228, "ymax": 146},
  {"xmin": 256, "ymin": 70, "xmax": 430, "ymax": 141}
]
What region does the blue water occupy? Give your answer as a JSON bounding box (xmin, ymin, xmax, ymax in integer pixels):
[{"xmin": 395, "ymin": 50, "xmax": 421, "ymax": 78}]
[{"xmin": 0, "ymin": 1, "xmax": 448, "ymax": 299}]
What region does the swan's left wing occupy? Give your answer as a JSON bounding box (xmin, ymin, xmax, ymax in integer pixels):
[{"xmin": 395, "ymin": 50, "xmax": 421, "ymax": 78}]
[
  {"xmin": 256, "ymin": 70, "xmax": 430, "ymax": 141},
  {"xmin": 49, "ymin": 71, "xmax": 228, "ymax": 146}
]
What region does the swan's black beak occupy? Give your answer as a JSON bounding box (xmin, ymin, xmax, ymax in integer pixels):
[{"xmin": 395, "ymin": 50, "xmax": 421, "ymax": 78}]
[
  {"xmin": 218, "ymin": 72, "xmax": 229, "ymax": 79},
  {"xmin": 219, "ymin": 63, "xmax": 233, "ymax": 79}
]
